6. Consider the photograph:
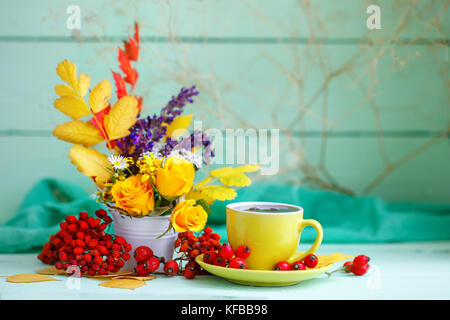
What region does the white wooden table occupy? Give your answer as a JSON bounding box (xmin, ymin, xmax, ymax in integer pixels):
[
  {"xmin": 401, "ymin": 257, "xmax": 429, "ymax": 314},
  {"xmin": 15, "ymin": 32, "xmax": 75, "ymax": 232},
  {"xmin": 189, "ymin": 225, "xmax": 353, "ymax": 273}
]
[{"xmin": 1, "ymin": 242, "xmax": 449, "ymax": 300}]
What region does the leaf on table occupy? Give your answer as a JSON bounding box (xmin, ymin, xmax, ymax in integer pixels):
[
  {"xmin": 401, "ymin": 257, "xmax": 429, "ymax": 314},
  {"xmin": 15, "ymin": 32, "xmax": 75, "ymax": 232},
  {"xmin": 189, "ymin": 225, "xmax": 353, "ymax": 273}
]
[
  {"xmin": 104, "ymin": 95, "xmax": 139, "ymax": 140},
  {"xmin": 99, "ymin": 279, "xmax": 146, "ymax": 290},
  {"xmin": 111, "ymin": 275, "xmax": 156, "ymax": 281},
  {"xmin": 56, "ymin": 60, "xmax": 78, "ymax": 90},
  {"xmin": 316, "ymin": 253, "xmax": 353, "ymax": 268},
  {"xmin": 88, "ymin": 270, "xmax": 134, "ymax": 278},
  {"xmin": 69, "ymin": 144, "xmax": 111, "ymax": 188},
  {"xmin": 77, "ymin": 73, "xmax": 90, "ymax": 97},
  {"xmin": 7, "ymin": 273, "xmax": 60, "ymax": 283},
  {"xmin": 35, "ymin": 266, "xmax": 67, "ymax": 276},
  {"xmin": 89, "ymin": 79, "xmax": 112, "ymax": 113},
  {"xmin": 53, "ymin": 120, "xmax": 104, "ymax": 147},
  {"xmin": 54, "ymin": 96, "xmax": 90, "ymax": 119}
]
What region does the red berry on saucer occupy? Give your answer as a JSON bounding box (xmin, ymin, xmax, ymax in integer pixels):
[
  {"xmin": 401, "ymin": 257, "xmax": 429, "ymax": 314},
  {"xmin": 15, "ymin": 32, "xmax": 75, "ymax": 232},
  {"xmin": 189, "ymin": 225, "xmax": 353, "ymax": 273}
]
[
  {"xmin": 219, "ymin": 242, "xmax": 234, "ymax": 260},
  {"xmin": 304, "ymin": 254, "xmax": 318, "ymax": 268},
  {"xmin": 274, "ymin": 261, "xmax": 291, "ymax": 271},
  {"xmin": 235, "ymin": 245, "xmax": 251, "ymax": 260},
  {"xmin": 291, "ymin": 260, "xmax": 306, "ymax": 271},
  {"xmin": 228, "ymin": 257, "xmax": 247, "ymax": 269},
  {"xmin": 203, "ymin": 251, "xmax": 217, "ymax": 264}
]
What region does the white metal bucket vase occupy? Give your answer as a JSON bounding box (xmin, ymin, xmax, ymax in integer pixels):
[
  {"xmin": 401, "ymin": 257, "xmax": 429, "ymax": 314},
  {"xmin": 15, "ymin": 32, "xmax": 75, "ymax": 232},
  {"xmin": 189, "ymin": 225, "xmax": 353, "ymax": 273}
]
[{"xmin": 109, "ymin": 208, "xmax": 177, "ymax": 273}]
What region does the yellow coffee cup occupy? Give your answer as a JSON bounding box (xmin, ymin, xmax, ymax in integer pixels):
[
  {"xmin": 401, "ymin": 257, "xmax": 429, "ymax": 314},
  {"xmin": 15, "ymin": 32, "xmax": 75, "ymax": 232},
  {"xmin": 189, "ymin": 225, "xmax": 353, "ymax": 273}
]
[{"xmin": 226, "ymin": 202, "xmax": 323, "ymax": 270}]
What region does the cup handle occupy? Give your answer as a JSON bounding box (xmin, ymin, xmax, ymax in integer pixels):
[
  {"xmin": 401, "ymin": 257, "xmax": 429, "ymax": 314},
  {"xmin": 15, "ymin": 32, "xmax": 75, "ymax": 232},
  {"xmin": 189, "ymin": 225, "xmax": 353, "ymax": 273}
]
[{"xmin": 287, "ymin": 219, "xmax": 323, "ymax": 264}]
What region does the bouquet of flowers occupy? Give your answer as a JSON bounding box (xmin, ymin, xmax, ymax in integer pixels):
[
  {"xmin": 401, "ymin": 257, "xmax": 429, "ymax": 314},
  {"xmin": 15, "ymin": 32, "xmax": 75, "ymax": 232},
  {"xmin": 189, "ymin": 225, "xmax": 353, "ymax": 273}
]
[{"xmin": 50, "ymin": 23, "xmax": 259, "ymax": 234}]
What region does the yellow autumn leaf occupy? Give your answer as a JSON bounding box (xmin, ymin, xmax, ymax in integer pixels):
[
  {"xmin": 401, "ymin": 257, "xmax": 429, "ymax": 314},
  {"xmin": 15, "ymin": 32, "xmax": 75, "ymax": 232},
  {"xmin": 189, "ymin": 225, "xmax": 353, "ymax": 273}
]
[
  {"xmin": 316, "ymin": 253, "xmax": 353, "ymax": 268},
  {"xmin": 99, "ymin": 279, "xmax": 146, "ymax": 290},
  {"xmin": 88, "ymin": 270, "xmax": 134, "ymax": 279},
  {"xmin": 56, "ymin": 60, "xmax": 78, "ymax": 90},
  {"xmin": 104, "ymin": 95, "xmax": 139, "ymax": 140},
  {"xmin": 54, "ymin": 96, "xmax": 90, "ymax": 119},
  {"xmin": 53, "ymin": 120, "xmax": 104, "ymax": 147},
  {"xmin": 69, "ymin": 144, "xmax": 111, "ymax": 188},
  {"xmin": 35, "ymin": 266, "xmax": 67, "ymax": 276},
  {"xmin": 195, "ymin": 186, "xmax": 237, "ymax": 202},
  {"xmin": 209, "ymin": 166, "xmax": 234, "ymax": 178},
  {"xmin": 89, "ymin": 79, "xmax": 112, "ymax": 113},
  {"xmin": 220, "ymin": 172, "xmax": 251, "ymax": 187},
  {"xmin": 234, "ymin": 164, "xmax": 260, "ymax": 173},
  {"xmin": 7, "ymin": 273, "xmax": 59, "ymax": 283},
  {"xmin": 78, "ymin": 73, "xmax": 90, "ymax": 97},
  {"xmin": 164, "ymin": 114, "xmax": 193, "ymax": 138},
  {"xmin": 54, "ymin": 84, "xmax": 77, "ymax": 97},
  {"xmin": 111, "ymin": 275, "xmax": 156, "ymax": 281},
  {"xmin": 186, "ymin": 189, "xmax": 215, "ymax": 205},
  {"xmin": 193, "ymin": 176, "xmax": 213, "ymax": 189}
]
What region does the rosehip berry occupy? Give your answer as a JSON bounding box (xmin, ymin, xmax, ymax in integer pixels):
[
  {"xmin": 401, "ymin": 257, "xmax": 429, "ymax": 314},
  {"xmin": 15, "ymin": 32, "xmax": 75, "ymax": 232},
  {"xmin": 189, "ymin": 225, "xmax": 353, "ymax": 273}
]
[
  {"xmin": 351, "ymin": 263, "xmax": 369, "ymax": 276},
  {"xmin": 164, "ymin": 260, "xmax": 179, "ymax": 276},
  {"xmin": 213, "ymin": 256, "xmax": 227, "ymax": 267},
  {"xmin": 343, "ymin": 261, "xmax": 353, "ymax": 273},
  {"xmin": 275, "ymin": 261, "xmax": 291, "ymax": 271},
  {"xmin": 228, "ymin": 257, "xmax": 247, "ymax": 269},
  {"xmin": 353, "ymin": 255, "xmax": 370, "ymax": 267},
  {"xmin": 135, "ymin": 263, "xmax": 150, "ymax": 276},
  {"xmin": 234, "ymin": 245, "xmax": 251, "ymax": 260},
  {"xmin": 304, "ymin": 254, "xmax": 318, "ymax": 268},
  {"xmin": 144, "ymin": 257, "xmax": 160, "ymax": 273},
  {"xmin": 291, "ymin": 260, "xmax": 306, "ymax": 271},
  {"xmin": 183, "ymin": 265, "xmax": 197, "ymax": 279},
  {"xmin": 134, "ymin": 246, "xmax": 153, "ymax": 262},
  {"xmin": 203, "ymin": 251, "xmax": 217, "ymax": 264},
  {"xmin": 219, "ymin": 242, "xmax": 234, "ymax": 260}
]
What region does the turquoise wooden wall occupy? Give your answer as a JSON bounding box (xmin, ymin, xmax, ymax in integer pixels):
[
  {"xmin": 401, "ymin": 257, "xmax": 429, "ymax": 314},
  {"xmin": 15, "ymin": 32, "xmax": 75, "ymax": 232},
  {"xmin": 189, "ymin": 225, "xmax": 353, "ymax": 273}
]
[{"xmin": 0, "ymin": 0, "xmax": 449, "ymax": 223}]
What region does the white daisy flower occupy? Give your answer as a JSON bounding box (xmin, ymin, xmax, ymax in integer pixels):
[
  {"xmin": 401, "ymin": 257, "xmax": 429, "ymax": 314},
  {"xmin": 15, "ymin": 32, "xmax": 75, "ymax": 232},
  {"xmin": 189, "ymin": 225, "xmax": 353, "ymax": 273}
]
[{"xmin": 108, "ymin": 155, "xmax": 128, "ymax": 170}]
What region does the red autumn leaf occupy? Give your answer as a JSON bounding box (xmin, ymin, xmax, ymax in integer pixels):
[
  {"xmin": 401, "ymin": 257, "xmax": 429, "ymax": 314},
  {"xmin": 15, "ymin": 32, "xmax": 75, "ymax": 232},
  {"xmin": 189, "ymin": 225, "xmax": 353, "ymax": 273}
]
[
  {"xmin": 124, "ymin": 36, "xmax": 139, "ymax": 61},
  {"xmin": 135, "ymin": 96, "xmax": 143, "ymax": 113},
  {"xmin": 90, "ymin": 105, "xmax": 111, "ymax": 139},
  {"xmin": 112, "ymin": 71, "xmax": 127, "ymax": 99},
  {"xmin": 118, "ymin": 48, "xmax": 138, "ymax": 88},
  {"xmin": 134, "ymin": 23, "xmax": 140, "ymax": 44}
]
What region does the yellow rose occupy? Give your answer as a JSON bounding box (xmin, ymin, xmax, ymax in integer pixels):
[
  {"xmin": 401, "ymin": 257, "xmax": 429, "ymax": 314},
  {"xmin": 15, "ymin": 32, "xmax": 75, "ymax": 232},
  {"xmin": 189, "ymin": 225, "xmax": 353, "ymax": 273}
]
[
  {"xmin": 170, "ymin": 199, "xmax": 208, "ymax": 232},
  {"xmin": 156, "ymin": 156, "xmax": 195, "ymax": 198},
  {"xmin": 111, "ymin": 174, "xmax": 155, "ymax": 216}
]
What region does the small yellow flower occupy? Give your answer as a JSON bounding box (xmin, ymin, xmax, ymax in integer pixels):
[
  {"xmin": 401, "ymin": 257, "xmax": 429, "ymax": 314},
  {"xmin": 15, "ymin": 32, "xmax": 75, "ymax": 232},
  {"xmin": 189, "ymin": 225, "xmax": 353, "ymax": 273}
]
[{"xmin": 136, "ymin": 153, "xmax": 162, "ymax": 184}]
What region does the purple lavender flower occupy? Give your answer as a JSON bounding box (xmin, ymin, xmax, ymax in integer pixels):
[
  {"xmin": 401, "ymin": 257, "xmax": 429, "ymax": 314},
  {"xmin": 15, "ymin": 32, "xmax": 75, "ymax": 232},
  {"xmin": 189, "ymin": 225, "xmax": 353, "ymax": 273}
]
[{"xmin": 117, "ymin": 86, "xmax": 199, "ymax": 157}]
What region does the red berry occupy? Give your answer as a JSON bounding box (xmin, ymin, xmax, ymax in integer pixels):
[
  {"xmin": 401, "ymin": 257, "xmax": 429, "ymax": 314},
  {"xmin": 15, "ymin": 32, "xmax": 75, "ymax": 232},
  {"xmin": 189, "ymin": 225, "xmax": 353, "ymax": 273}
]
[
  {"xmin": 93, "ymin": 256, "xmax": 103, "ymax": 265},
  {"xmin": 68, "ymin": 223, "xmax": 78, "ymax": 233},
  {"xmin": 343, "ymin": 261, "xmax": 353, "ymax": 273},
  {"xmin": 98, "ymin": 268, "xmax": 108, "ymax": 275},
  {"xmin": 234, "ymin": 245, "xmax": 251, "ymax": 260},
  {"xmin": 123, "ymin": 243, "xmax": 132, "ymax": 252},
  {"xmin": 219, "ymin": 242, "xmax": 234, "ymax": 260},
  {"xmin": 304, "ymin": 254, "xmax": 318, "ymax": 268},
  {"xmin": 88, "ymin": 269, "xmax": 96, "ymax": 276},
  {"xmin": 203, "ymin": 227, "xmax": 213, "ymax": 234},
  {"xmin": 58, "ymin": 252, "xmax": 68, "ymax": 262},
  {"xmin": 65, "ymin": 215, "xmax": 78, "ymax": 224},
  {"xmin": 228, "ymin": 257, "xmax": 247, "ymax": 269},
  {"xmin": 79, "ymin": 212, "xmax": 89, "ymax": 220},
  {"xmin": 55, "ymin": 262, "xmax": 64, "ymax": 270},
  {"xmin": 134, "ymin": 246, "xmax": 153, "ymax": 262},
  {"xmin": 78, "ymin": 221, "xmax": 89, "ymax": 230},
  {"xmin": 291, "ymin": 261, "xmax": 306, "ymax": 271},
  {"xmin": 144, "ymin": 257, "xmax": 160, "ymax": 273},
  {"xmin": 115, "ymin": 259, "xmax": 125, "ymax": 268},
  {"xmin": 275, "ymin": 261, "xmax": 291, "ymax": 271},
  {"xmin": 203, "ymin": 251, "xmax": 217, "ymax": 264},
  {"xmin": 115, "ymin": 236, "xmax": 126, "ymax": 245},
  {"xmin": 213, "ymin": 256, "xmax": 227, "ymax": 267},
  {"xmin": 351, "ymin": 263, "xmax": 369, "ymax": 276},
  {"xmin": 73, "ymin": 247, "xmax": 84, "ymax": 255},
  {"xmin": 83, "ymin": 253, "xmax": 92, "ymax": 262},
  {"xmin": 164, "ymin": 260, "xmax": 179, "ymax": 276},
  {"xmin": 60, "ymin": 222, "xmax": 69, "ymax": 230},
  {"xmin": 122, "ymin": 253, "xmax": 131, "ymax": 261},
  {"xmin": 183, "ymin": 265, "xmax": 197, "ymax": 279},
  {"xmin": 353, "ymin": 255, "xmax": 370, "ymax": 267}
]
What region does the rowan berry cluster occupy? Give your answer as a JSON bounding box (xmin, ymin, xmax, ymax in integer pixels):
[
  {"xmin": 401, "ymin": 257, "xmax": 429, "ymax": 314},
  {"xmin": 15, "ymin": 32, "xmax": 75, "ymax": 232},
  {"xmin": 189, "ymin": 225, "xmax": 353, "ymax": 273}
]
[
  {"xmin": 37, "ymin": 209, "xmax": 131, "ymax": 276},
  {"xmin": 173, "ymin": 226, "xmax": 222, "ymax": 279}
]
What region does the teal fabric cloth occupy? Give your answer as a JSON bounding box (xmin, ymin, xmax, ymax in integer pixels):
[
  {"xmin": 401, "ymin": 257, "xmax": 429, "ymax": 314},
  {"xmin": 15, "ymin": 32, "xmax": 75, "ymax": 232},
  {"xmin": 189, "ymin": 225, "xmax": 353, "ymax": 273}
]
[{"xmin": 1, "ymin": 179, "xmax": 449, "ymax": 253}]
